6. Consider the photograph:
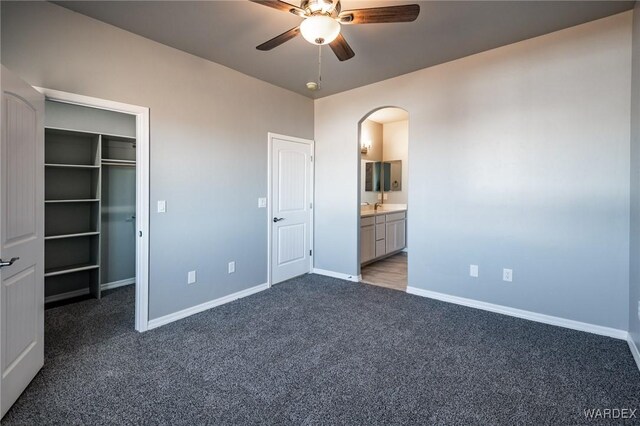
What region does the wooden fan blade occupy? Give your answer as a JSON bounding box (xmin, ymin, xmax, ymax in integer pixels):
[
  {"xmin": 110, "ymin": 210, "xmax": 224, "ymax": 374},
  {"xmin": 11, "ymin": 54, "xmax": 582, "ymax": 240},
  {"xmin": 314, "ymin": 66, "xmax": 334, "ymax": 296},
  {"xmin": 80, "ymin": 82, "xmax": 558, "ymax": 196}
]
[
  {"xmin": 250, "ymin": 0, "xmax": 306, "ymax": 17},
  {"xmin": 329, "ymin": 33, "xmax": 355, "ymax": 62},
  {"xmin": 338, "ymin": 4, "xmax": 420, "ymax": 24},
  {"xmin": 256, "ymin": 26, "xmax": 301, "ymax": 51}
]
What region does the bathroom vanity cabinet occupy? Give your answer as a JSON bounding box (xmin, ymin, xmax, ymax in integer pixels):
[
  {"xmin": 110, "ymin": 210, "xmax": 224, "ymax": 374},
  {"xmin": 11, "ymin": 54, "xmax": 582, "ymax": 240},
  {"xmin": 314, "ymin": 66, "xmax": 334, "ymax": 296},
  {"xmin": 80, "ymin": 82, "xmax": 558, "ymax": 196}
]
[{"xmin": 360, "ymin": 210, "xmax": 406, "ymax": 265}]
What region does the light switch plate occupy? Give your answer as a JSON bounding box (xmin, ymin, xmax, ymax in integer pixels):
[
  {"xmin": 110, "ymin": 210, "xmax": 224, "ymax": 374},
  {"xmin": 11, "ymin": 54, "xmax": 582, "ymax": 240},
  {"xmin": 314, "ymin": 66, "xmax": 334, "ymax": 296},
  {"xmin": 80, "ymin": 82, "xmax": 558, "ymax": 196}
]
[
  {"xmin": 470, "ymin": 264, "xmax": 478, "ymax": 278},
  {"xmin": 157, "ymin": 200, "xmax": 166, "ymax": 213},
  {"xmin": 228, "ymin": 261, "xmax": 235, "ymax": 274},
  {"xmin": 258, "ymin": 197, "xmax": 267, "ymax": 208},
  {"xmin": 187, "ymin": 270, "xmax": 196, "ymax": 284}
]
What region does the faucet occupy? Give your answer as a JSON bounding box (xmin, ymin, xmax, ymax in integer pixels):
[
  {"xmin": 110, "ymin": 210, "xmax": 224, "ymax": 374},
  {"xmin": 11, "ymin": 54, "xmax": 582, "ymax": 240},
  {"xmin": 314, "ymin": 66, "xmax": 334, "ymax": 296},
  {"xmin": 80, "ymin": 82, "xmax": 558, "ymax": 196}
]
[
  {"xmin": 374, "ymin": 202, "xmax": 382, "ymax": 211},
  {"xmin": 361, "ymin": 202, "xmax": 370, "ymax": 206}
]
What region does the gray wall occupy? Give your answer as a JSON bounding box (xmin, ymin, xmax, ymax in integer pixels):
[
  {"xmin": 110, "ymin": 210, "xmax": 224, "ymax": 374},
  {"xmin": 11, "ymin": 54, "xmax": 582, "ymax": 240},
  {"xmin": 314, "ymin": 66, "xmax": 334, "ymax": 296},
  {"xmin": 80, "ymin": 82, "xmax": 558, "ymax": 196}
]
[
  {"xmin": 630, "ymin": 3, "xmax": 640, "ymax": 353},
  {"xmin": 315, "ymin": 12, "xmax": 632, "ymax": 330},
  {"xmin": 1, "ymin": 1, "xmax": 314, "ymax": 319},
  {"xmin": 102, "ymin": 161, "xmax": 136, "ymax": 285}
]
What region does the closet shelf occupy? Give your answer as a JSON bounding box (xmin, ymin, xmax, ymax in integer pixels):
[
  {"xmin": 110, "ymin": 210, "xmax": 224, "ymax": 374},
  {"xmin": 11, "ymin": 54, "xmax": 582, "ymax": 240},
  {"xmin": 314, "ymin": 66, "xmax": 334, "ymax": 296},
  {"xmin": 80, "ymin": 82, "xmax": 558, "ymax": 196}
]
[
  {"xmin": 45, "ymin": 163, "xmax": 100, "ymax": 169},
  {"xmin": 46, "ymin": 126, "xmax": 135, "ymax": 141},
  {"xmin": 45, "ymin": 231, "xmax": 100, "ymax": 241},
  {"xmin": 45, "ymin": 199, "xmax": 100, "ymax": 204},
  {"xmin": 45, "ymin": 263, "xmax": 99, "ymax": 277},
  {"xmin": 101, "ymin": 159, "xmax": 136, "ymax": 164}
]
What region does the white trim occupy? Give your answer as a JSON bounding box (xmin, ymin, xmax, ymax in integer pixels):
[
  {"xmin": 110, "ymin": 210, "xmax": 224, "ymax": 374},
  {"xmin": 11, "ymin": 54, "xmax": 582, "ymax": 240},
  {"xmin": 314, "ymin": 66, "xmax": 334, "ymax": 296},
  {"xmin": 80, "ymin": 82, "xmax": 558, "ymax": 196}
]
[
  {"xmin": 628, "ymin": 336, "xmax": 640, "ymax": 372},
  {"xmin": 34, "ymin": 87, "xmax": 151, "ymax": 332},
  {"xmin": 147, "ymin": 283, "xmax": 269, "ymax": 330},
  {"xmin": 101, "ymin": 278, "xmax": 135, "ymax": 291},
  {"xmin": 44, "ymin": 288, "xmax": 90, "ymax": 304},
  {"xmin": 406, "ymin": 286, "xmax": 628, "ymax": 340},
  {"xmin": 312, "ymin": 268, "xmax": 360, "ymax": 283},
  {"xmin": 267, "ymin": 132, "xmax": 315, "ymax": 287}
]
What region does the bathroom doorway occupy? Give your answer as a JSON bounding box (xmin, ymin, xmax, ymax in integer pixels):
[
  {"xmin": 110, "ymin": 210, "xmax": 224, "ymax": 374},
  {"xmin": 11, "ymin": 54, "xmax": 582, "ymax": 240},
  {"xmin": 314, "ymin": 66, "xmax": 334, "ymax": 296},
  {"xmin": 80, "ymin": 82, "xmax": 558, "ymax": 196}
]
[{"xmin": 358, "ymin": 107, "xmax": 408, "ymax": 291}]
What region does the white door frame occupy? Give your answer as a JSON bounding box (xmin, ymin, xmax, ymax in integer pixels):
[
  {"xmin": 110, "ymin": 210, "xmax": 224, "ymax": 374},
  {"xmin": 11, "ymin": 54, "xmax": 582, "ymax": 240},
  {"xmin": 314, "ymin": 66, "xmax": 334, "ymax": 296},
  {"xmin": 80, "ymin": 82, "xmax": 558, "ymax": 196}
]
[
  {"xmin": 267, "ymin": 132, "xmax": 314, "ymax": 287},
  {"xmin": 34, "ymin": 87, "xmax": 150, "ymax": 332}
]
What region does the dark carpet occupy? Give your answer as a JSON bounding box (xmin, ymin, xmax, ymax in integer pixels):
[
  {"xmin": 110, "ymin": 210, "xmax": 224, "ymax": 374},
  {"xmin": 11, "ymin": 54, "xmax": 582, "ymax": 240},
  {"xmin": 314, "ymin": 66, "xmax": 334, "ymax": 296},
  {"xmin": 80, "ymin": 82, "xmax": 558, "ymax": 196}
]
[{"xmin": 3, "ymin": 274, "xmax": 639, "ymax": 425}]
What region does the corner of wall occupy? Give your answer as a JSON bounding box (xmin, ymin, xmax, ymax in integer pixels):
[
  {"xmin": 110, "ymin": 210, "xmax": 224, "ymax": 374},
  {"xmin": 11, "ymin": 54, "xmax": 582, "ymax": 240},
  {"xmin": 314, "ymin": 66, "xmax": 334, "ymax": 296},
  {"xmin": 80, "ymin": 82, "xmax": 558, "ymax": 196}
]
[{"xmin": 629, "ymin": 2, "xmax": 640, "ymax": 362}]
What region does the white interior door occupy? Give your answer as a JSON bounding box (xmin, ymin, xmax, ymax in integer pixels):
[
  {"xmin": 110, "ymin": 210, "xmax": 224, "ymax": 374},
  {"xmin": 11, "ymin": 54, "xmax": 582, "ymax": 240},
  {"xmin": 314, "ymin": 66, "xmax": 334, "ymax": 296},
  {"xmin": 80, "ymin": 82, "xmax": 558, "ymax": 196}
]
[
  {"xmin": 0, "ymin": 66, "xmax": 44, "ymax": 418},
  {"xmin": 270, "ymin": 135, "xmax": 313, "ymax": 285}
]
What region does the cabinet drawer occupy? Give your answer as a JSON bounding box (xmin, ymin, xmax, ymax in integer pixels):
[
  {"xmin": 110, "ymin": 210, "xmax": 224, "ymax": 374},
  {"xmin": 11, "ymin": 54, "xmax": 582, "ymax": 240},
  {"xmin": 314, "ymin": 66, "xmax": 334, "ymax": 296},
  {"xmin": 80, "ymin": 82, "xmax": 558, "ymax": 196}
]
[
  {"xmin": 361, "ymin": 216, "xmax": 375, "ymax": 226},
  {"xmin": 375, "ymin": 224, "xmax": 385, "ymax": 240},
  {"xmin": 375, "ymin": 215, "xmax": 386, "ymax": 224},
  {"xmin": 386, "ymin": 211, "xmax": 406, "ymax": 222},
  {"xmin": 375, "ymin": 240, "xmax": 386, "ymax": 257}
]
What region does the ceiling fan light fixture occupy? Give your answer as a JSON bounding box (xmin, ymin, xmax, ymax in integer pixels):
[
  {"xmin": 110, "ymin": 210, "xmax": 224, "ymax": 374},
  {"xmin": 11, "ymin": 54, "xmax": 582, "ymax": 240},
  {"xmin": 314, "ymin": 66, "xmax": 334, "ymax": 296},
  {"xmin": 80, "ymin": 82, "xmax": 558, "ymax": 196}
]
[{"xmin": 300, "ymin": 15, "xmax": 340, "ymax": 45}]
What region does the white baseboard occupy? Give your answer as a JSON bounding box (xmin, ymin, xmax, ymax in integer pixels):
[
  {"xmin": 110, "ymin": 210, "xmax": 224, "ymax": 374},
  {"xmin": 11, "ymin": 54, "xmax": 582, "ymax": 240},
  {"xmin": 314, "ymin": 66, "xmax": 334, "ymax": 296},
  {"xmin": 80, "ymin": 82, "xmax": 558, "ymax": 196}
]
[
  {"xmin": 628, "ymin": 336, "xmax": 640, "ymax": 372},
  {"xmin": 147, "ymin": 282, "xmax": 269, "ymax": 330},
  {"xmin": 45, "ymin": 288, "xmax": 90, "ymax": 303},
  {"xmin": 101, "ymin": 277, "xmax": 135, "ymax": 291},
  {"xmin": 406, "ymin": 286, "xmax": 628, "ymax": 340},
  {"xmin": 312, "ymin": 268, "xmax": 360, "ymax": 282}
]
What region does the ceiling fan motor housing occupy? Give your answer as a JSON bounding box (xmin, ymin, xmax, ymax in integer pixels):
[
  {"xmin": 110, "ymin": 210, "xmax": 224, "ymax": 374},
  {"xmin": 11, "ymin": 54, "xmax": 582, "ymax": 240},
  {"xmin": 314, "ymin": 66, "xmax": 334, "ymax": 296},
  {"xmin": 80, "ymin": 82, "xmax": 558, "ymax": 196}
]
[{"xmin": 301, "ymin": 0, "xmax": 341, "ymax": 17}]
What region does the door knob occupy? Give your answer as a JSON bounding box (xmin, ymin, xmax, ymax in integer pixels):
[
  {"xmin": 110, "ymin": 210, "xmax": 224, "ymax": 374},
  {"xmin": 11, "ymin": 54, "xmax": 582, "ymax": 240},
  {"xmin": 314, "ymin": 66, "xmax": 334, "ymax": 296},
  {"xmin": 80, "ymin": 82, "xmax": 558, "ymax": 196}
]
[
  {"xmin": 273, "ymin": 217, "xmax": 285, "ymax": 223},
  {"xmin": 0, "ymin": 257, "xmax": 19, "ymax": 268}
]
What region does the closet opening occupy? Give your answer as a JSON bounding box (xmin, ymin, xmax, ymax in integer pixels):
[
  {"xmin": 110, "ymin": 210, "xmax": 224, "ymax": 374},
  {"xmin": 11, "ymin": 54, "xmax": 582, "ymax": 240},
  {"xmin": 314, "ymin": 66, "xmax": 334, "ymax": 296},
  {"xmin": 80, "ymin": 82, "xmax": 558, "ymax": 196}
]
[
  {"xmin": 37, "ymin": 88, "xmax": 150, "ymax": 332},
  {"xmin": 357, "ymin": 107, "xmax": 409, "ymax": 291}
]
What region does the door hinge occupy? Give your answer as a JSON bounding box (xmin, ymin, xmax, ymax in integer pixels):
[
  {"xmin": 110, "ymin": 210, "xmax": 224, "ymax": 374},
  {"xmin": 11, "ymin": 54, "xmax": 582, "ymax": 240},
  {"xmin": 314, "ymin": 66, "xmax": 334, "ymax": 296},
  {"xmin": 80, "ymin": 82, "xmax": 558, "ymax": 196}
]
[
  {"xmin": 310, "ymin": 202, "xmax": 313, "ymax": 209},
  {"xmin": 310, "ymin": 155, "xmax": 313, "ymax": 162},
  {"xmin": 310, "ymin": 250, "xmax": 313, "ymax": 256}
]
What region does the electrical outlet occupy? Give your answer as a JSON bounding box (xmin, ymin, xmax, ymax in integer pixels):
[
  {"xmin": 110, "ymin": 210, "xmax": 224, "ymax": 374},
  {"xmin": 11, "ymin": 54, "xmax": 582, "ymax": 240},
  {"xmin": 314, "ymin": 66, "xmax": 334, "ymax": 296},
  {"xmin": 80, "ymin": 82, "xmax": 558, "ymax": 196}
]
[
  {"xmin": 258, "ymin": 197, "xmax": 267, "ymax": 208},
  {"xmin": 157, "ymin": 200, "xmax": 166, "ymax": 213},
  {"xmin": 187, "ymin": 270, "xmax": 196, "ymax": 284},
  {"xmin": 469, "ymin": 264, "xmax": 478, "ymax": 278},
  {"xmin": 228, "ymin": 261, "xmax": 235, "ymax": 274},
  {"xmin": 383, "ymin": 193, "xmax": 388, "ymax": 200},
  {"xmin": 503, "ymin": 268, "xmax": 513, "ymax": 282}
]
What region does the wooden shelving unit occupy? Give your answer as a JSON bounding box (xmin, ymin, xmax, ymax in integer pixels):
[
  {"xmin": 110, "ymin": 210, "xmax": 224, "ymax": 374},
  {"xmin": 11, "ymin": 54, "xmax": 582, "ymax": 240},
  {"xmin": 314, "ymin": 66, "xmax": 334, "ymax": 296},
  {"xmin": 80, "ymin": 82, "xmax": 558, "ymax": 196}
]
[
  {"xmin": 44, "ymin": 127, "xmax": 137, "ymax": 303},
  {"xmin": 44, "ymin": 128, "xmax": 102, "ymax": 301}
]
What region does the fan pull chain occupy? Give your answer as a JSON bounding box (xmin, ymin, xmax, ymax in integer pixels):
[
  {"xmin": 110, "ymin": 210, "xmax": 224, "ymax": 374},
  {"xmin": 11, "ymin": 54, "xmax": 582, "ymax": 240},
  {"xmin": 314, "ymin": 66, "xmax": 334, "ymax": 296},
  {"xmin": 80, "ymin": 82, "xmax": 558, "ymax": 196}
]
[{"xmin": 318, "ymin": 45, "xmax": 322, "ymax": 88}]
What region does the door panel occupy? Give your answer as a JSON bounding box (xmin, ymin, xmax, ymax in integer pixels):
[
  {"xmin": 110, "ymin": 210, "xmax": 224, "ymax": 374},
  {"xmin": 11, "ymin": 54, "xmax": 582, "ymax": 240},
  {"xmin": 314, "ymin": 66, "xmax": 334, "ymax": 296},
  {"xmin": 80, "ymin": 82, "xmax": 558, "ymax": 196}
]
[
  {"xmin": 5, "ymin": 95, "xmax": 37, "ymax": 244},
  {"xmin": 360, "ymin": 225, "xmax": 375, "ymax": 264},
  {"xmin": 271, "ymin": 137, "xmax": 312, "ymax": 284},
  {"xmin": 1, "ymin": 66, "xmax": 44, "ymax": 418},
  {"xmin": 277, "ymin": 223, "xmax": 306, "ymax": 264},
  {"xmin": 278, "ymin": 150, "xmax": 307, "ymax": 212}
]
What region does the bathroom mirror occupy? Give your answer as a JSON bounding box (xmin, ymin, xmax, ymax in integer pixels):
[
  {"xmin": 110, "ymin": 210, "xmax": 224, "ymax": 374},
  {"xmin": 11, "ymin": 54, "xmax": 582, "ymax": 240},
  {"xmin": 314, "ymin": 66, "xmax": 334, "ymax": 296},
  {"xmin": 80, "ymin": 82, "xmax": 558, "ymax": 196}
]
[
  {"xmin": 362, "ymin": 160, "xmax": 402, "ymax": 194},
  {"xmin": 361, "ymin": 160, "xmax": 380, "ymax": 205},
  {"xmin": 364, "ymin": 161, "xmax": 381, "ymax": 192},
  {"xmin": 383, "ymin": 160, "xmax": 402, "ymax": 192}
]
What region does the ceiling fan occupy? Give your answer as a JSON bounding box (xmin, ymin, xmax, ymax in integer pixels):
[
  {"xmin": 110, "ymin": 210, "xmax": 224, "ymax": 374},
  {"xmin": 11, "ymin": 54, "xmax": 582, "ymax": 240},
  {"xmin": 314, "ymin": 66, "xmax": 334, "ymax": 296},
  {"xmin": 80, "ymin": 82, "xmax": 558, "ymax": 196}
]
[{"xmin": 251, "ymin": 0, "xmax": 420, "ymax": 61}]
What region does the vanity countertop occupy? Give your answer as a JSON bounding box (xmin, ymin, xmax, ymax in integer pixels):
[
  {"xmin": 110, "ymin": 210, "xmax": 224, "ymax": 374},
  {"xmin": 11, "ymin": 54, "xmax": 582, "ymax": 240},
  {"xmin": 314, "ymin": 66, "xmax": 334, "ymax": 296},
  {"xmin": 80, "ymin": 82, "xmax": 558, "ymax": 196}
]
[{"xmin": 360, "ymin": 205, "xmax": 407, "ymax": 218}]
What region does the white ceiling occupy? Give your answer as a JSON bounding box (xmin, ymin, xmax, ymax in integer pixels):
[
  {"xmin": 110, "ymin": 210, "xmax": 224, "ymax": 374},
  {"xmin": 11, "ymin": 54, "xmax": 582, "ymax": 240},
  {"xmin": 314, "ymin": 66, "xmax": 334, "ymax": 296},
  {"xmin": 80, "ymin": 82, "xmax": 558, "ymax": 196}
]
[
  {"xmin": 367, "ymin": 107, "xmax": 409, "ymax": 123},
  {"xmin": 55, "ymin": 1, "xmax": 633, "ymax": 99}
]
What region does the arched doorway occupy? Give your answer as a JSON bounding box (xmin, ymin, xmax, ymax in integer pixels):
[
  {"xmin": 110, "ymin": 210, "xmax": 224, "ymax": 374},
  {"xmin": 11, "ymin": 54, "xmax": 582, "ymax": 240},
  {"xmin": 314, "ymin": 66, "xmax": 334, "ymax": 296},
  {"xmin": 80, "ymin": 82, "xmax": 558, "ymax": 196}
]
[{"xmin": 357, "ymin": 107, "xmax": 409, "ymax": 291}]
